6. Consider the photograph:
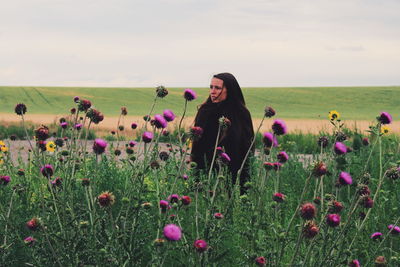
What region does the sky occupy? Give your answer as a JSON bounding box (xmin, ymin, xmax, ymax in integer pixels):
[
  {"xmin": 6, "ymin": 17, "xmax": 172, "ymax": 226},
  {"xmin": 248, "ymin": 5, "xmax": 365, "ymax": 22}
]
[{"xmin": 1, "ymin": 0, "xmax": 399, "ymax": 87}]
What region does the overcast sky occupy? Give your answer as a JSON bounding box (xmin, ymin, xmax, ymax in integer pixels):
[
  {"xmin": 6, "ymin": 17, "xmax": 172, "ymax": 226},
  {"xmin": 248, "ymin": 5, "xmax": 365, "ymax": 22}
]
[{"xmin": 1, "ymin": 0, "xmax": 399, "ymax": 87}]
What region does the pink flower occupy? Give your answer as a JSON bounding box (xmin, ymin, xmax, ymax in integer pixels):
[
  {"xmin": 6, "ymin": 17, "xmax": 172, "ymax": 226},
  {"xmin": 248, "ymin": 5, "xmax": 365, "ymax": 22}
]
[
  {"xmin": 168, "ymin": 194, "xmax": 180, "ymax": 203},
  {"xmin": 219, "ymin": 152, "xmax": 231, "ymax": 164},
  {"xmin": 131, "ymin": 122, "xmax": 138, "ymax": 129},
  {"xmin": 334, "ymin": 142, "xmax": 347, "ymax": 155},
  {"xmin": 93, "ymin": 139, "xmax": 107, "ymax": 154},
  {"xmin": 163, "ymin": 224, "xmax": 182, "ymax": 241},
  {"xmin": 326, "ymin": 214, "xmax": 341, "ymax": 227},
  {"xmin": 24, "ymin": 236, "xmax": 36, "ymax": 246},
  {"xmin": 277, "ymin": 151, "xmax": 289, "ymax": 163},
  {"xmin": 300, "ymin": 203, "xmax": 317, "ymax": 220},
  {"xmin": 370, "ymin": 232, "xmax": 383, "ymax": 240},
  {"xmin": 255, "ymin": 256, "xmax": 266, "ymax": 266},
  {"xmin": 272, "ymin": 119, "xmax": 287, "ymax": 135},
  {"xmin": 214, "ymin": 213, "xmax": 224, "ymax": 219},
  {"xmin": 154, "ymin": 114, "xmax": 168, "ymax": 129},
  {"xmin": 348, "ymin": 259, "xmax": 360, "ymax": 267},
  {"xmin": 142, "ymin": 131, "xmax": 153, "ymax": 143},
  {"xmin": 0, "ymin": 175, "xmax": 10, "ymax": 185},
  {"xmin": 378, "ymin": 112, "xmax": 392, "ymax": 124},
  {"xmin": 183, "ymin": 89, "xmax": 197, "ymax": 101},
  {"xmin": 388, "ymin": 224, "xmax": 400, "ymax": 235},
  {"xmin": 40, "ymin": 164, "xmax": 54, "ymax": 178},
  {"xmin": 338, "ymin": 171, "xmax": 353, "ymax": 185},
  {"xmin": 181, "ymin": 196, "xmax": 191, "ymax": 205},
  {"xmin": 273, "ymin": 192, "xmax": 286, "ymax": 203},
  {"xmin": 194, "ymin": 239, "xmax": 208, "ymax": 252},
  {"xmin": 163, "ymin": 109, "xmax": 176, "ymax": 122},
  {"xmin": 60, "ymin": 122, "xmax": 68, "ymax": 129},
  {"xmin": 263, "ymin": 132, "xmax": 278, "ymax": 147}
]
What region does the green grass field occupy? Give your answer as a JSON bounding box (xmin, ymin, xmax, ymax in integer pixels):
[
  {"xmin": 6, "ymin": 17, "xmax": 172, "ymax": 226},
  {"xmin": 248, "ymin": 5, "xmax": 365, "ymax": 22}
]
[{"xmin": 0, "ymin": 86, "xmax": 399, "ymax": 119}]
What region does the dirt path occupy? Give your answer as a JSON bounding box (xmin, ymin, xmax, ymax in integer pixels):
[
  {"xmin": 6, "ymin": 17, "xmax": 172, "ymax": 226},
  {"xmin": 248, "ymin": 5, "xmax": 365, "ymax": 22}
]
[{"xmin": 1, "ymin": 113, "xmax": 399, "ymax": 134}]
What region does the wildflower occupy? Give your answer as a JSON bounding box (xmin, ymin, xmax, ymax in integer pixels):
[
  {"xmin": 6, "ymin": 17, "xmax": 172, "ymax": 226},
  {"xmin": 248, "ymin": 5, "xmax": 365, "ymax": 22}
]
[
  {"xmin": 328, "ymin": 110, "xmax": 340, "ymax": 121},
  {"xmin": 374, "ymin": 256, "xmax": 386, "ymax": 267},
  {"xmin": 358, "ymin": 184, "xmax": 371, "ymax": 196},
  {"xmin": 334, "ymin": 142, "xmax": 347, "ymax": 155},
  {"xmin": 388, "ymin": 224, "xmax": 400, "ymax": 235},
  {"xmin": 313, "ymin": 196, "xmax": 321, "ymax": 205},
  {"xmin": 265, "ymin": 106, "xmax": 276, "ymax": 118},
  {"xmin": 303, "ymin": 221, "xmax": 319, "ymax": 239},
  {"xmin": 182, "ymin": 174, "xmax": 188, "ymax": 180},
  {"xmin": 17, "ymin": 169, "xmax": 25, "ymax": 176},
  {"xmin": 277, "ymin": 151, "xmax": 289, "ymax": 163},
  {"xmin": 219, "ymin": 152, "xmax": 231, "ymax": 164},
  {"xmin": 326, "ymin": 214, "xmax": 341, "ymax": 227},
  {"xmin": 168, "ymin": 194, "xmax": 180, "ymax": 203},
  {"xmin": 143, "ymin": 115, "xmax": 151, "ymax": 122},
  {"xmin": 142, "ymin": 132, "xmax": 153, "ymax": 143},
  {"xmin": 70, "ymin": 107, "xmax": 76, "ymax": 114},
  {"xmin": 190, "ymin": 126, "xmax": 204, "ymax": 140},
  {"xmin": 141, "ymin": 202, "xmax": 153, "ymax": 209},
  {"xmin": 78, "ymin": 99, "xmax": 92, "ymax": 112},
  {"xmin": 73, "ymin": 96, "xmax": 80, "ymax": 103},
  {"xmin": 219, "ymin": 116, "xmax": 231, "ymax": 128},
  {"xmin": 10, "ymin": 134, "xmax": 17, "ymax": 141},
  {"xmin": 93, "ymin": 139, "xmax": 107, "ymax": 154},
  {"xmin": 318, "ymin": 136, "xmax": 329, "ymax": 148},
  {"xmin": 272, "ymin": 119, "xmax": 287, "ymax": 135},
  {"xmin": 74, "ymin": 123, "xmax": 83, "ymax": 130},
  {"xmin": 60, "ymin": 122, "xmax": 68, "ymax": 129},
  {"xmin": 194, "ymin": 239, "xmax": 208, "ymax": 252},
  {"xmin": 338, "ymin": 171, "xmax": 353, "ymax": 185},
  {"xmin": 150, "ymin": 160, "xmax": 160, "ymax": 169},
  {"xmin": 128, "ymin": 140, "xmax": 137, "ymax": 148},
  {"xmin": 312, "ymin": 161, "xmax": 328, "ymax": 177},
  {"xmin": 154, "ymin": 114, "xmax": 168, "ymax": 129},
  {"xmin": 348, "ymin": 259, "xmax": 361, "ymax": 267},
  {"xmin": 55, "ymin": 138, "xmax": 64, "ymax": 147},
  {"xmin": 15, "ymin": 103, "xmax": 27, "ymax": 115},
  {"xmin": 361, "ymin": 196, "xmax": 374, "ymax": 208},
  {"xmin": 51, "ymin": 177, "xmax": 62, "ymax": 188},
  {"xmin": 126, "ymin": 148, "xmax": 134, "ymax": 154},
  {"xmin": 156, "ymin": 85, "xmax": 168, "ymax": 98},
  {"xmin": 386, "ymin": 167, "xmax": 400, "ymax": 180},
  {"xmin": 329, "ymin": 201, "xmax": 344, "ymax": 213},
  {"xmin": 46, "ymin": 141, "xmax": 56, "ymax": 152},
  {"xmin": 160, "ymin": 200, "xmax": 169, "ymax": 213},
  {"xmin": 162, "ymin": 130, "xmax": 169, "ymax": 136},
  {"xmin": 121, "ymin": 107, "xmax": 128, "ymax": 116},
  {"xmin": 86, "ymin": 109, "xmax": 104, "ymax": 124},
  {"xmin": 371, "ymin": 232, "xmax": 383, "ymax": 240},
  {"xmin": 131, "ymin": 122, "xmax": 138, "ymax": 129},
  {"xmin": 378, "ymin": 112, "xmax": 392, "ymax": 124},
  {"xmin": 183, "ymin": 88, "xmax": 197, "ymax": 101},
  {"xmin": 300, "ymin": 203, "xmax": 317, "ymax": 220},
  {"xmin": 35, "ymin": 125, "xmax": 49, "ymax": 141},
  {"xmin": 273, "ymin": 162, "xmax": 282, "ymax": 171},
  {"xmin": 98, "ymin": 191, "xmax": 116, "ymax": 207},
  {"xmin": 273, "ymin": 192, "xmax": 286, "ymax": 203},
  {"xmin": 24, "ymin": 236, "xmax": 36, "ymax": 246},
  {"xmin": 163, "ymin": 109, "xmax": 175, "ymax": 122},
  {"xmin": 255, "ymin": 256, "xmax": 266, "ymax": 266},
  {"xmin": 214, "ymin": 213, "xmax": 224, "ymax": 219},
  {"xmin": 264, "ymin": 162, "xmax": 275, "ymax": 170},
  {"xmin": 111, "ymin": 130, "xmax": 116, "ymax": 135},
  {"xmin": 362, "ymin": 137, "xmax": 369, "ymax": 146},
  {"xmin": 0, "ymin": 175, "xmax": 10, "ymax": 185},
  {"xmin": 163, "ymin": 224, "xmax": 182, "ymax": 241},
  {"xmin": 40, "ymin": 164, "xmax": 54, "ymax": 178},
  {"xmin": 153, "ymin": 238, "xmax": 166, "ymax": 246},
  {"xmin": 181, "ymin": 195, "xmax": 191, "ymax": 205},
  {"xmin": 336, "ymin": 132, "xmax": 347, "ymax": 142},
  {"xmin": 114, "ymin": 149, "xmax": 121, "ymax": 156},
  {"xmin": 26, "ymin": 217, "xmax": 41, "ymax": 231},
  {"xmin": 380, "ymin": 125, "xmax": 390, "ymax": 135},
  {"xmin": 37, "ymin": 140, "xmax": 47, "ymax": 152},
  {"xmin": 263, "ymin": 132, "xmax": 278, "ymax": 148},
  {"xmin": 159, "ymin": 151, "xmax": 169, "ymax": 161}
]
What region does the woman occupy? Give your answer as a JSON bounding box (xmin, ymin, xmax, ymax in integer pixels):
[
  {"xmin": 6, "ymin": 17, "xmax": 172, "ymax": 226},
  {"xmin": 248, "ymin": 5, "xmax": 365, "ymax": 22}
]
[{"xmin": 190, "ymin": 73, "xmax": 254, "ymax": 193}]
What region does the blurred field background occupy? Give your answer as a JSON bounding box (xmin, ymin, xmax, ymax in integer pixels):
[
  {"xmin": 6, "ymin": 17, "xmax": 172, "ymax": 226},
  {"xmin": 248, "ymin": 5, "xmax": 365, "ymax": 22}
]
[{"xmin": 1, "ymin": 86, "xmax": 399, "ymax": 134}]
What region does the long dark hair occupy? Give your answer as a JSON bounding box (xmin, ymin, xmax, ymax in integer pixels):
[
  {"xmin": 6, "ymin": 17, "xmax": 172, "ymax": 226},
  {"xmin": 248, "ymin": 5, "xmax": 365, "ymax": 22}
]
[{"xmin": 212, "ymin": 72, "xmax": 246, "ymax": 106}]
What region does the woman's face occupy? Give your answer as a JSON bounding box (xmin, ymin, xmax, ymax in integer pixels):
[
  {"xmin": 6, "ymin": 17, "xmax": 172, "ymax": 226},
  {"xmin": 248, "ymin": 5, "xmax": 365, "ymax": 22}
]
[{"xmin": 210, "ymin": 78, "xmax": 227, "ymax": 103}]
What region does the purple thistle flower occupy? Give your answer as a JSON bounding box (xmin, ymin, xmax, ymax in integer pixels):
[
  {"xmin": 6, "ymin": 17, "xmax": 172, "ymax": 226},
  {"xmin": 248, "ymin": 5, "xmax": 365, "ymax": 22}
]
[
  {"xmin": 0, "ymin": 175, "xmax": 11, "ymax": 185},
  {"xmin": 142, "ymin": 131, "xmax": 153, "ymax": 143},
  {"xmin": 40, "ymin": 164, "xmax": 54, "ymax": 178},
  {"xmin": 168, "ymin": 194, "xmax": 180, "ymax": 203},
  {"xmin": 15, "ymin": 103, "xmax": 27, "ymax": 115},
  {"xmin": 194, "ymin": 239, "xmax": 208, "ymax": 252},
  {"xmin": 183, "ymin": 89, "xmax": 197, "ymax": 101},
  {"xmin": 272, "ymin": 119, "xmax": 287, "ymax": 135},
  {"xmin": 159, "ymin": 200, "xmax": 169, "ymax": 212},
  {"xmin": 182, "ymin": 174, "xmax": 188, "ymax": 180},
  {"xmin": 277, "ymin": 151, "xmax": 289, "ymax": 163},
  {"xmin": 153, "ymin": 114, "xmax": 168, "ymax": 129},
  {"xmin": 163, "ymin": 224, "xmax": 182, "ymax": 241},
  {"xmin": 73, "ymin": 96, "xmax": 80, "ymax": 103},
  {"xmin": 263, "ymin": 132, "xmax": 278, "ymax": 148},
  {"xmin": 348, "ymin": 259, "xmax": 360, "ymax": 267},
  {"xmin": 219, "ymin": 152, "xmax": 231, "ymax": 164},
  {"xmin": 24, "ymin": 236, "xmax": 36, "ymax": 246},
  {"xmin": 338, "ymin": 171, "xmax": 353, "ymax": 186},
  {"xmin": 131, "ymin": 122, "xmax": 138, "ymax": 129},
  {"xmin": 371, "ymin": 232, "xmax": 383, "ymax": 240},
  {"xmin": 273, "ymin": 162, "xmax": 282, "ymax": 171},
  {"xmin": 388, "ymin": 224, "xmax": 400, "ymax": 235},
  {"xmin": 378, "ymin": 112, "xmax": 392, "ymax": 124},
  {"xmin": 93, "ymin": 138, "xmax": 107, "ymax": 154},
  {"xmin": 334, "ymin": 142, "xmax": 347, "ymax": 155},
  {"xmin": 163, "ymin": 109, "xmax": 176, "ymax": 122},
  {"xmin": 60, "ymin": 122, "xmax": 68, "ymax": 129},
  {"xmin": 74, "ymin": 123, "xmax": 82, "ymax": 130},
  {"xmin": 128, "ymin": 140, "xmax": 137, "ymax": 147},
  {"xmin": 326, "ymin": 214, "xmax": 341, "ymax": 227}
]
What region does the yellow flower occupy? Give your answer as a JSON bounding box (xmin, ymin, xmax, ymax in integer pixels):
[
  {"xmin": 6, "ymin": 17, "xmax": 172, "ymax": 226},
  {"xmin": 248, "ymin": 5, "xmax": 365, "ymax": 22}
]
[
  {"xmin": 381, "ymin": 125, "xmax": 390, "ymax": 135},
  {"xmin": 0, "ymin": 141, "xmax": 5, "ymax": 146},
  {"xmin": 186, "ymin": 139, "xmax": 192, "ymax": 149},
  {"xmin": 46, "ymin": 141, "xmax": 56, "ymax": 152},
  {"xmin": 328, "ymin": 110, "xmax": 340, "ymax": 121},
  {"xmin": 0, "ymin": 146, "xmax": 8, "ymax": 152}
]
